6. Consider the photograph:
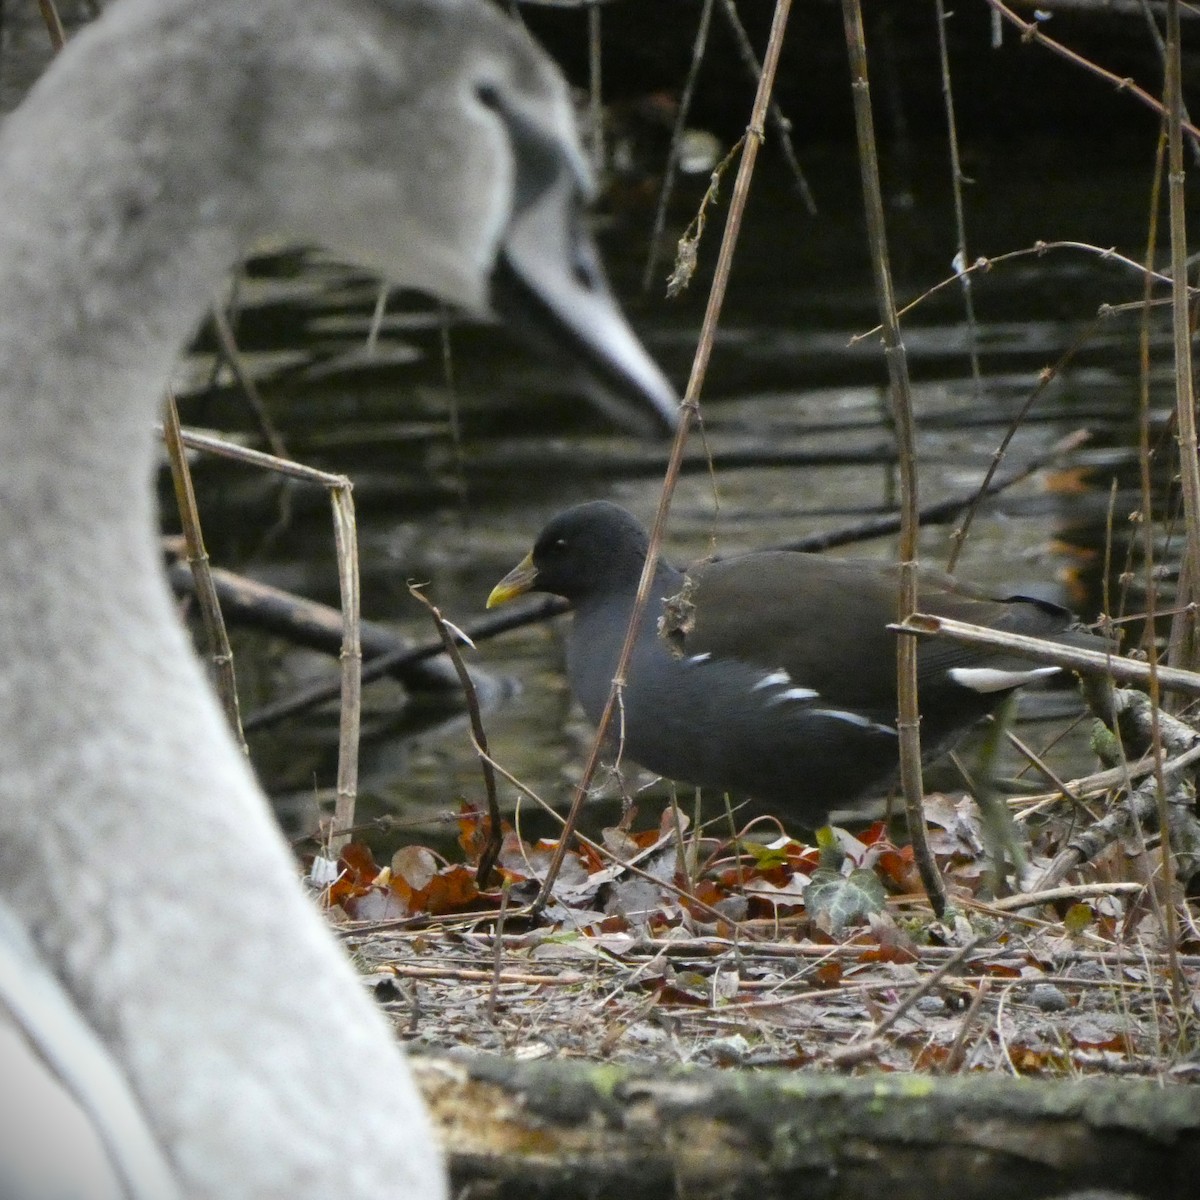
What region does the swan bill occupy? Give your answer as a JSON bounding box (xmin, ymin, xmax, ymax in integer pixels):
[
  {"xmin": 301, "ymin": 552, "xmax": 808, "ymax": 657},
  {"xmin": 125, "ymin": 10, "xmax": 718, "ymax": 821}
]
[
  {"xmin": 486, "ymin": 90, "xmax": 679, "ymax": 436},
  {"xmin": 490, "ymin": 242, "xmax": 680, "ymax": 437}
]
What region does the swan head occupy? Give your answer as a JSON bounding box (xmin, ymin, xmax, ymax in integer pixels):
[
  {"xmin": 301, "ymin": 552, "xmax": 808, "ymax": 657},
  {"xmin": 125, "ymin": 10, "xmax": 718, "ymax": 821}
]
[{"xmin": 255, "ymin": 0, "xmax": 679, "ymax": 432}]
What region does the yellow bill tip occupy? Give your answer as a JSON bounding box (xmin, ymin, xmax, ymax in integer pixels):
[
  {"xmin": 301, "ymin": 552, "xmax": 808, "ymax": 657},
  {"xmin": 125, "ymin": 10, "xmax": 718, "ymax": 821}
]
[{"xmin": 486, "ymin": 552, "xmax": 538, "ymax": 608}]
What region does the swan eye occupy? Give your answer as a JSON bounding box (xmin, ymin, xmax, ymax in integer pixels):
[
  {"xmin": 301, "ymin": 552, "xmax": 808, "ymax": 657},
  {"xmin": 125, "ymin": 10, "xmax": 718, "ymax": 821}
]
[{"xmin": 475, "ymin": 81, "xmax": 502, "ymax": 112}]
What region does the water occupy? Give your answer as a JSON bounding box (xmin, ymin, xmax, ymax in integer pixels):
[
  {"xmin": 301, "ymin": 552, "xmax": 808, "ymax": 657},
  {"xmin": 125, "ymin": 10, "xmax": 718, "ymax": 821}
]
[{"xmin": 171, "ymin": 145, "xmax": 1167, "ymax": 848}]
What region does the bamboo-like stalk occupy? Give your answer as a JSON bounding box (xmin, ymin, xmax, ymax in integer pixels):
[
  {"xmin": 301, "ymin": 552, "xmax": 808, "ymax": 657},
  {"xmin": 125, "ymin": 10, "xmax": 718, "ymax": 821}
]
[
  {"xmin": 1156, "ymin": 0, "xmax": 1189, "ymax": 1003},
  {"xmin": 840, "ymin": 0, "xmax": 945, "ymax": 915},
  {"xmin": 171, "ymin": 426, "xmax": 347, "ymax": 486},
  {"xmin": 328, "ymin": 486, "xmax": 361, "ymax": 855},
  {"xmin": 1133, "ymin": 130, "xmax": 1178, "ymax": 996},
  {"xmin": 1164, "ymin": 5, "xmax": 1200, "ymax": 681},
  {"xmin": 162, "ymin": 393, "xmax": 247, "ymax": 752},
  {"xmin": 892, "ymin": 613, "xmax": 1200, "ymax": 695}
]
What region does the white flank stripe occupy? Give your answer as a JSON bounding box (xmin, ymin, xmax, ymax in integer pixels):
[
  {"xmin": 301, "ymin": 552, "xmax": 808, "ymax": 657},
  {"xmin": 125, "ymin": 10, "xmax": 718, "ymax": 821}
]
[
  {"xmin": 752, "ymin": 669, "xmax": 792, "ymax": 690},
  {"xmin": 766, "ymin": 686, "xmax": 821, "ymax": 706},
  {"xmin": 811, "ymin": 708, "xmax": 897, "ymax": 735}
]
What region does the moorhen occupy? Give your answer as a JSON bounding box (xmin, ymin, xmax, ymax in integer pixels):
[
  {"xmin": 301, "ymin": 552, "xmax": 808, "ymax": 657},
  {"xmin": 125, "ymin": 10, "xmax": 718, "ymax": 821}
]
[{"xmin": 488, "ymin": 501, "xmax": 1104, "ymax": 825}]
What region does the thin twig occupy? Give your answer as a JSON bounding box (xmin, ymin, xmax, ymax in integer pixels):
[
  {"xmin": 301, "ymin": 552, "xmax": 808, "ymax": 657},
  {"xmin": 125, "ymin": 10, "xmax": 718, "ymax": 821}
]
[
  {"xmin": 716, "ymin": 0, "xmax": 815, "ymax": 212},
  {"xmin": 437, "ymin": 305, "xmax": 469, "ymax": 514},
  {"xmin": 1002, "ymin": 727, "xmax": 1084, "ymax": 805},
  {"xmin": 850, "ymin": 238, "xmax": 1180, "ymax": 347},
  {"xmin": 1158, "ymin": 0, "xmax": 1193, "ymax": 999},
  {"xmin": 36, "ymin": 0, "xmax": 65, "ymax": 50},
  {"xmin": 641, "ymin": 0, "xmax": 716, "ymax": 293},
  {"xmin": 1007, "ymin": 0, "xmax": 1199, "ymax": 18},
  {"xmin": 984, "ymin": 0, "xmax": 1200, "ymax": 140},
  {"xmin": 933, "ymin": 0, "xmax": 987, "ymax": 556},
  {"xmin": 940, "ymin": 980, "xmax": 990, "ymax": 1075},
  {"xmin": 242, "ymin": 595, "xmax": 565, "ymax": 732},
  {"xmin": 208, "ymin": 303, "xmax": 288, "ymax": 459},
  {"xmin": 407, "ymin": 585, "xmax": 503, "ymax": 887},
  {"xmin": 1137, "ymin": 0, "xmax": 1200, "ymax": 162},
  {"xmin": 587, "ymin": 3, "xmax": 604, "ymax": 179},
  {"xmin": 943, "ymin": 319, "xmax": 1105, "ymax": 572},
  {"xmin": 1136, "ymin": 122, "xmax": 1182, "ymax": 995},
  {"xmin": 487, "ymin": 883, "xmax": 512, "ymax": 1021},
  {"xmin": 531, "ymin": 0, "xmax": 795, "ymax": 916},
  {"xmin": 985, "ymin": 882, "xmax": 1146, "ymax": 912},
  {"xmin": 1164, "ymin": 0, "xmax": 1200, "ymax": 683},
  {"xmin": 774, "ymin": 429, "xmax": 1091, "ymax": 554},
  {"xmin": 866, "ymin": 935, "xmax": 988, "ymax": 1040},
  {"xmin": 388, "ymin": 961, "xmax": 585, "ymax": 988}
]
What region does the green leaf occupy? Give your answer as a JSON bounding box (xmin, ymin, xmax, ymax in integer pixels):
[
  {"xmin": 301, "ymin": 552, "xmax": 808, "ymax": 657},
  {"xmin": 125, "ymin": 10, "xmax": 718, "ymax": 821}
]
[{"xmin": 806, "ymin": 867, "xmax": 886, "ymax": 934}]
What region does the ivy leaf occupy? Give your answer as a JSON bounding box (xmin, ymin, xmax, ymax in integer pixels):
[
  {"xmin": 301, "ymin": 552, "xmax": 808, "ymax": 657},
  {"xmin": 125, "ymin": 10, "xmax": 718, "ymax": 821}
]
[{"xmin": 806, "ymin": 867, "xmax": 886, "ymax": 934}]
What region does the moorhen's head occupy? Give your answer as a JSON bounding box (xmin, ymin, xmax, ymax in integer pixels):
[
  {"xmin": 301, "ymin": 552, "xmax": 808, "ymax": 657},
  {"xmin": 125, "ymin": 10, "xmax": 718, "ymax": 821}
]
[{"xmin": 487, "ymin": 501, "xmax": 652, "ymax": 606}]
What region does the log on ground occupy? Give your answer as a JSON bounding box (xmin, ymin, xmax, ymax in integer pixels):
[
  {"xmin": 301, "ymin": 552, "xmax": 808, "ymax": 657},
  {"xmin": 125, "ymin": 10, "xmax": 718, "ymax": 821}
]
[{"xmin": 411, "ymin": 1053, "xmax": 1197, "ymax": 1200}]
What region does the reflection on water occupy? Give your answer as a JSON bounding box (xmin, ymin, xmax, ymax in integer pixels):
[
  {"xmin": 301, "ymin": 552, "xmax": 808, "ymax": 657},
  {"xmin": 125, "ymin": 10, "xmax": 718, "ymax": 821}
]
[{"xmin": 172, "ymin": 147, "xmax": 1168, "ymax": 849}]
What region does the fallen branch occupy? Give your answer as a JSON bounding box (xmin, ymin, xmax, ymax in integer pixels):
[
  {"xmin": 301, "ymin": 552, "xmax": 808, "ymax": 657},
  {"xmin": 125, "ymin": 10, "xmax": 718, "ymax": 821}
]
[{"xmin": 411, "ymin": 1052, "xmax": 1200, "ymax": 1200}]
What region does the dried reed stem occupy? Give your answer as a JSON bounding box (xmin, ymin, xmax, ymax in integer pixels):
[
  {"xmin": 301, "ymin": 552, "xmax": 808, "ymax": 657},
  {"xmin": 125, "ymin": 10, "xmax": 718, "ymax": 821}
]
[
  {"xmin": 162, "ymin": 393, "xmax": 247, "ymax": 751},
  {"xmin": 840, "ymin": 0, "xmax": 945, "ymax": 915}
]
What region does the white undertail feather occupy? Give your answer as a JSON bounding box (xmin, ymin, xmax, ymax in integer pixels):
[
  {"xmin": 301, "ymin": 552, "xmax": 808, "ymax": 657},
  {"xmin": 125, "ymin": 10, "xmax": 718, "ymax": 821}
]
[{"xmin": 948, "ymin": 665, "xmax": 1061, "ymax": 693}]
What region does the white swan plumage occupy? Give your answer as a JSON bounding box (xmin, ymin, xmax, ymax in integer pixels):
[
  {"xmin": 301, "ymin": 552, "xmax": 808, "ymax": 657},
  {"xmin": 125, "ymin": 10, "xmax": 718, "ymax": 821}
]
[{"xmin": 0, "ymin": 1, "xmax": 676, "ymax": 1196}]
